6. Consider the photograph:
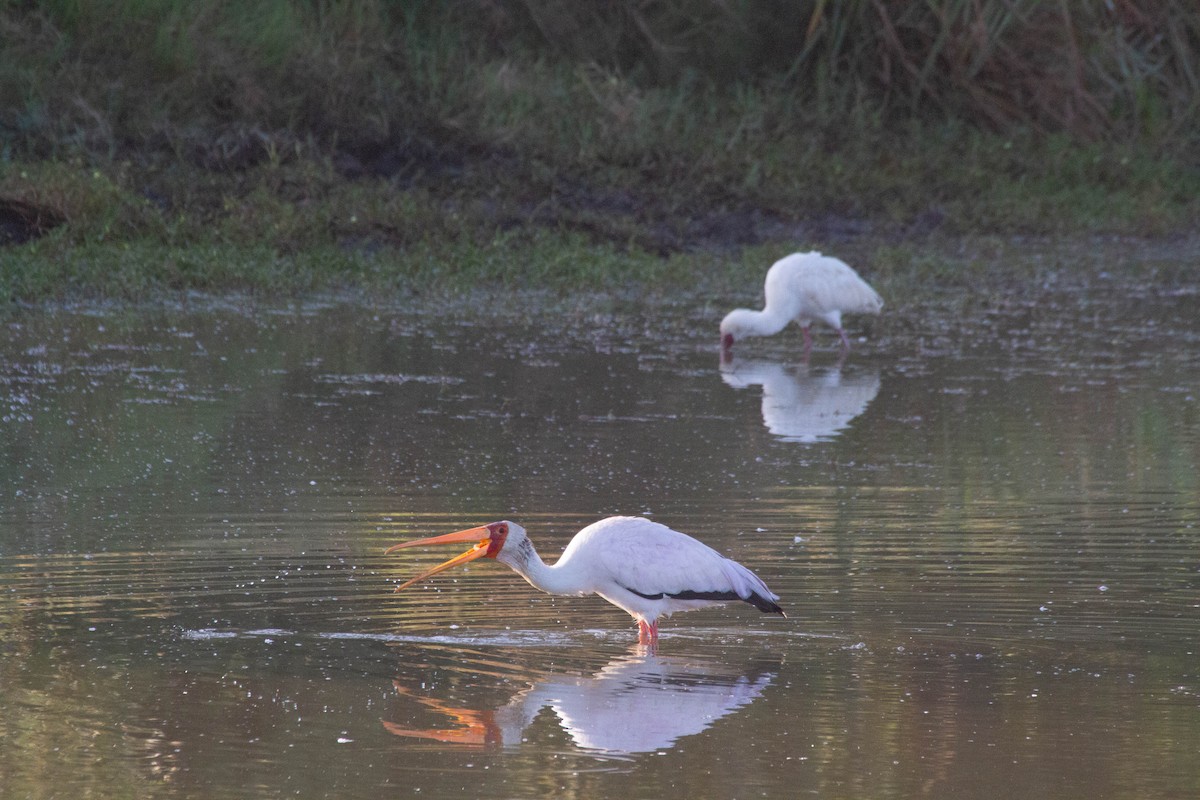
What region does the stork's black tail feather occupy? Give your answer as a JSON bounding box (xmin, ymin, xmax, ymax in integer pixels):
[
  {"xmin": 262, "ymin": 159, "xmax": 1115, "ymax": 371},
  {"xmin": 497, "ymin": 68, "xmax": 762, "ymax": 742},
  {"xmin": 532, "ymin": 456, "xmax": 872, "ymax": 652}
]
[
  {"xmin": 745, "ymin": 590, "xmax": 785, "ymax": 616},
  {"xmin": 626, "ymin": 586, "xmax": 784, "ymax": 616}
]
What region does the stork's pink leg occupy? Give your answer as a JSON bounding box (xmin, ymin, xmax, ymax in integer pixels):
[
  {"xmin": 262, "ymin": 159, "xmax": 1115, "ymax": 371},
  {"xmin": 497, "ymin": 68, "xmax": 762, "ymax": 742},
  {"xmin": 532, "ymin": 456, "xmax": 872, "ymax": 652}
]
[
  {"xmin": 801, "ymin": 326, "xmax": 813, "ymax": 355},
  {"xmin": 637, "ymin": 619, "xmax": 659, "ymax": 646}
]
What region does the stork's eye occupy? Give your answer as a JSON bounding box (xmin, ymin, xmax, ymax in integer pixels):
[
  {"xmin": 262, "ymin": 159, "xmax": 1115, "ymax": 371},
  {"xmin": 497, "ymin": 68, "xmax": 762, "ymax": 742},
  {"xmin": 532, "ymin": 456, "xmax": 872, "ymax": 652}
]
[{"xmin": 497, "ymin": 524, "xmax": 507, "ymax": 534}]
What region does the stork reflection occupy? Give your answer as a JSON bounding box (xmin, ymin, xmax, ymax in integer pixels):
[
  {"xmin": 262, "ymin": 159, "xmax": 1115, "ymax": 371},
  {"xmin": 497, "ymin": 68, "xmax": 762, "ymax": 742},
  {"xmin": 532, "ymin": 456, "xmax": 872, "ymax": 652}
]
[
  {"xmin": 383, "ymin": 647, "xmax": 775, "ymax": 754},
  {"xmin": 720, "ymin": 356, "xmax": 880, "ymax": 442}
]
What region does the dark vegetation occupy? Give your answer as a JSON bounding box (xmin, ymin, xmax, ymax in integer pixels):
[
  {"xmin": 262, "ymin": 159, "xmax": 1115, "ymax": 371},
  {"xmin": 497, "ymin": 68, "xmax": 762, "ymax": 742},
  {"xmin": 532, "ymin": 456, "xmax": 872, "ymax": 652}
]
[{"xmin": 1, "ymin": 1, "xmax": 1198, "ymax": 302}]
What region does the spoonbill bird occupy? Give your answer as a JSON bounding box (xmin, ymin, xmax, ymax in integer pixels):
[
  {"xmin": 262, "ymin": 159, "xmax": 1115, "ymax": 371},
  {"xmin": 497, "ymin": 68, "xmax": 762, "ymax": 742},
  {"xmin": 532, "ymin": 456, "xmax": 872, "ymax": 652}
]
[
  {"xmin": 720, "ymin": 251, "xmax": 883, "ymax": 354},
  {"xmin": 386, "ymin": 516, "xmax": 783, "ymax": 645}
]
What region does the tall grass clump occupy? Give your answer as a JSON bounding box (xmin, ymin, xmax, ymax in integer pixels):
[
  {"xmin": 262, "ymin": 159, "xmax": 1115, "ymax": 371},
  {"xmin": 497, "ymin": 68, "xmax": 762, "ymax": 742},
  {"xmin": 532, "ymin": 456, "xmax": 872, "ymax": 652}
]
[
  {"xmin": 501, "ymin": 0, "xmax": 1200, "ymax": 146},
  {"xmin": 5, "ymin": 1, "xmax": 1199, "ymax": 160}
]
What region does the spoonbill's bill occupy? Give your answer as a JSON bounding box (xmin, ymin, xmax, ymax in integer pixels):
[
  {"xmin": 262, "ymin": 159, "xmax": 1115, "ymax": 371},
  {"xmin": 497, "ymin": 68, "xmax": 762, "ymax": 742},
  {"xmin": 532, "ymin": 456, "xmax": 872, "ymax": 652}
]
[
  {"xmin": 386, "ymin": 516, "xmax": 783, "ymax": 645},
  {"xmin": 720, "ymin": 251, "xmax": 883, "ymax": 354}
]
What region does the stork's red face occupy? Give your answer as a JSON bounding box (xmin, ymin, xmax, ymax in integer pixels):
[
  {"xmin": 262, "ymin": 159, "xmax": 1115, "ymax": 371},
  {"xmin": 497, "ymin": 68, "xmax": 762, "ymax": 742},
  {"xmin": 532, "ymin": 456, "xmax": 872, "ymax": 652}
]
[{"xmin": 385, "ymin": 521, "xmax": 510, "ymax": 592}]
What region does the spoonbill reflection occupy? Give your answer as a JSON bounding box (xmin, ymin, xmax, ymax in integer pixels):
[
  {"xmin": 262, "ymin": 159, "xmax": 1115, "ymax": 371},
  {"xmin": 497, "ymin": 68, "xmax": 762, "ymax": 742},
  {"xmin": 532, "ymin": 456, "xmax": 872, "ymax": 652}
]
[
  {"xmin": 721, "ymin": 357, "xmax": 881, "ymax": 443},
  {"xmin": 720, "ymin": 251, "xmax": 883, "ymax": 354},
  {"xmin": 386, "ymin": 516, "xmax": 783, "ymax": 645},
  {"xmin": 384, "ymin": 648, "xmax": 775, "ymax": 754}
]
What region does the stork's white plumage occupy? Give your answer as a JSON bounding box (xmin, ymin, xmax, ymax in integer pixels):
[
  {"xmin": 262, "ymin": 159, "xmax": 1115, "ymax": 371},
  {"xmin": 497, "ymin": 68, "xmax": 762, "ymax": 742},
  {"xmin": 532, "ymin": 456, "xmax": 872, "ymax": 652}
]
[
  {"xmin": 720, "ymin": 251, "xmax": 883, "ymax": 353},
  {"xmin": 386, "ymin": 516, "xmax": 783, "ymax": 645}
]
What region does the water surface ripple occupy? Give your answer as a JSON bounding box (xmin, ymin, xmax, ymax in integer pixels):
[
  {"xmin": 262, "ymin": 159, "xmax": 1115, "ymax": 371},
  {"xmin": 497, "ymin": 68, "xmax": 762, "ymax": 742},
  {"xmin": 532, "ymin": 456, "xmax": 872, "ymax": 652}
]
[{"xmin": 1, "ymin": 279, "xmax": 1198, "ymax": 799}]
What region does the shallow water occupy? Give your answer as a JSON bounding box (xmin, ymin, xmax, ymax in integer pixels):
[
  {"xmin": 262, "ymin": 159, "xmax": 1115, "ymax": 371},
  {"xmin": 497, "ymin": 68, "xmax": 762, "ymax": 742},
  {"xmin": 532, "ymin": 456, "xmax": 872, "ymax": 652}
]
[{"xmin": 1, "ymin": 274, "xmax": 1198, "ymax": 799}]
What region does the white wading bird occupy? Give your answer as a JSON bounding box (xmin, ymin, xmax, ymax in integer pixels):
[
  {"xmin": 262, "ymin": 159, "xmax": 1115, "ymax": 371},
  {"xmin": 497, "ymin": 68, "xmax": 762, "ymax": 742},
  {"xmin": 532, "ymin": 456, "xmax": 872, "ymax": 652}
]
[
  {"xmin": 720, "ymin": 251, "xmax": 883, "ymax": 354},
  {"xmin": 386, "ymin": 516, "xmax": 783, "ymax": 645}
]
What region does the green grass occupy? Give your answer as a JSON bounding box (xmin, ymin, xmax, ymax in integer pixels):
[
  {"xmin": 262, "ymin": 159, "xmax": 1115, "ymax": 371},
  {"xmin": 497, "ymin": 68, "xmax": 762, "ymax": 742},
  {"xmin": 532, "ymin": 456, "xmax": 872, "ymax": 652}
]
[{"xmin": 1, "ymin": 2, "xmax": 1199, "ymax": 305}]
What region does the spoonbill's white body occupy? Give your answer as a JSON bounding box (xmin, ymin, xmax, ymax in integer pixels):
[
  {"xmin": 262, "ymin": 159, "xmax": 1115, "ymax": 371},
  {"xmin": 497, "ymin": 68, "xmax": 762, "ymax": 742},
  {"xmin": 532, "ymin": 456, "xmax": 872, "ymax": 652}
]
[
  {"xmin": 386, "ymin": 516, "xmax": 783, "ymax": 645},
  {"xmin": 720, "ymin": 251, "xmax": 883, "ymax": 353}
]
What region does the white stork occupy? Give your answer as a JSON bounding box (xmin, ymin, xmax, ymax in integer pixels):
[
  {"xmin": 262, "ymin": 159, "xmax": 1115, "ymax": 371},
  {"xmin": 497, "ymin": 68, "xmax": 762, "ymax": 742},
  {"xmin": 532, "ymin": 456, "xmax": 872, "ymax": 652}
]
[
  {"xmin": 720, "ymin": 251, "xmax": 883, "ymax": 354},
  {"xmin": 385, "ymin": 516, "xmax": 783, "ymax": 645}
]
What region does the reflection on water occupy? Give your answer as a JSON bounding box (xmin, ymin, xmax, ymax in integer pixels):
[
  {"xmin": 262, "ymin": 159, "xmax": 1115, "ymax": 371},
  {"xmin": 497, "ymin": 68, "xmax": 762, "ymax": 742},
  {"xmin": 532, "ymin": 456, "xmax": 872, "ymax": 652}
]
[
  {"xmin": 385, "ymin": 646, "xmax": 774, "ymax": 754},
  {"xmin": 1, "ymin": 273, "xmax": 1199, "ymax": 799},
  {"xmin": 719, "ymin": 355, "xmax": 881, "ymax": 442}
]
